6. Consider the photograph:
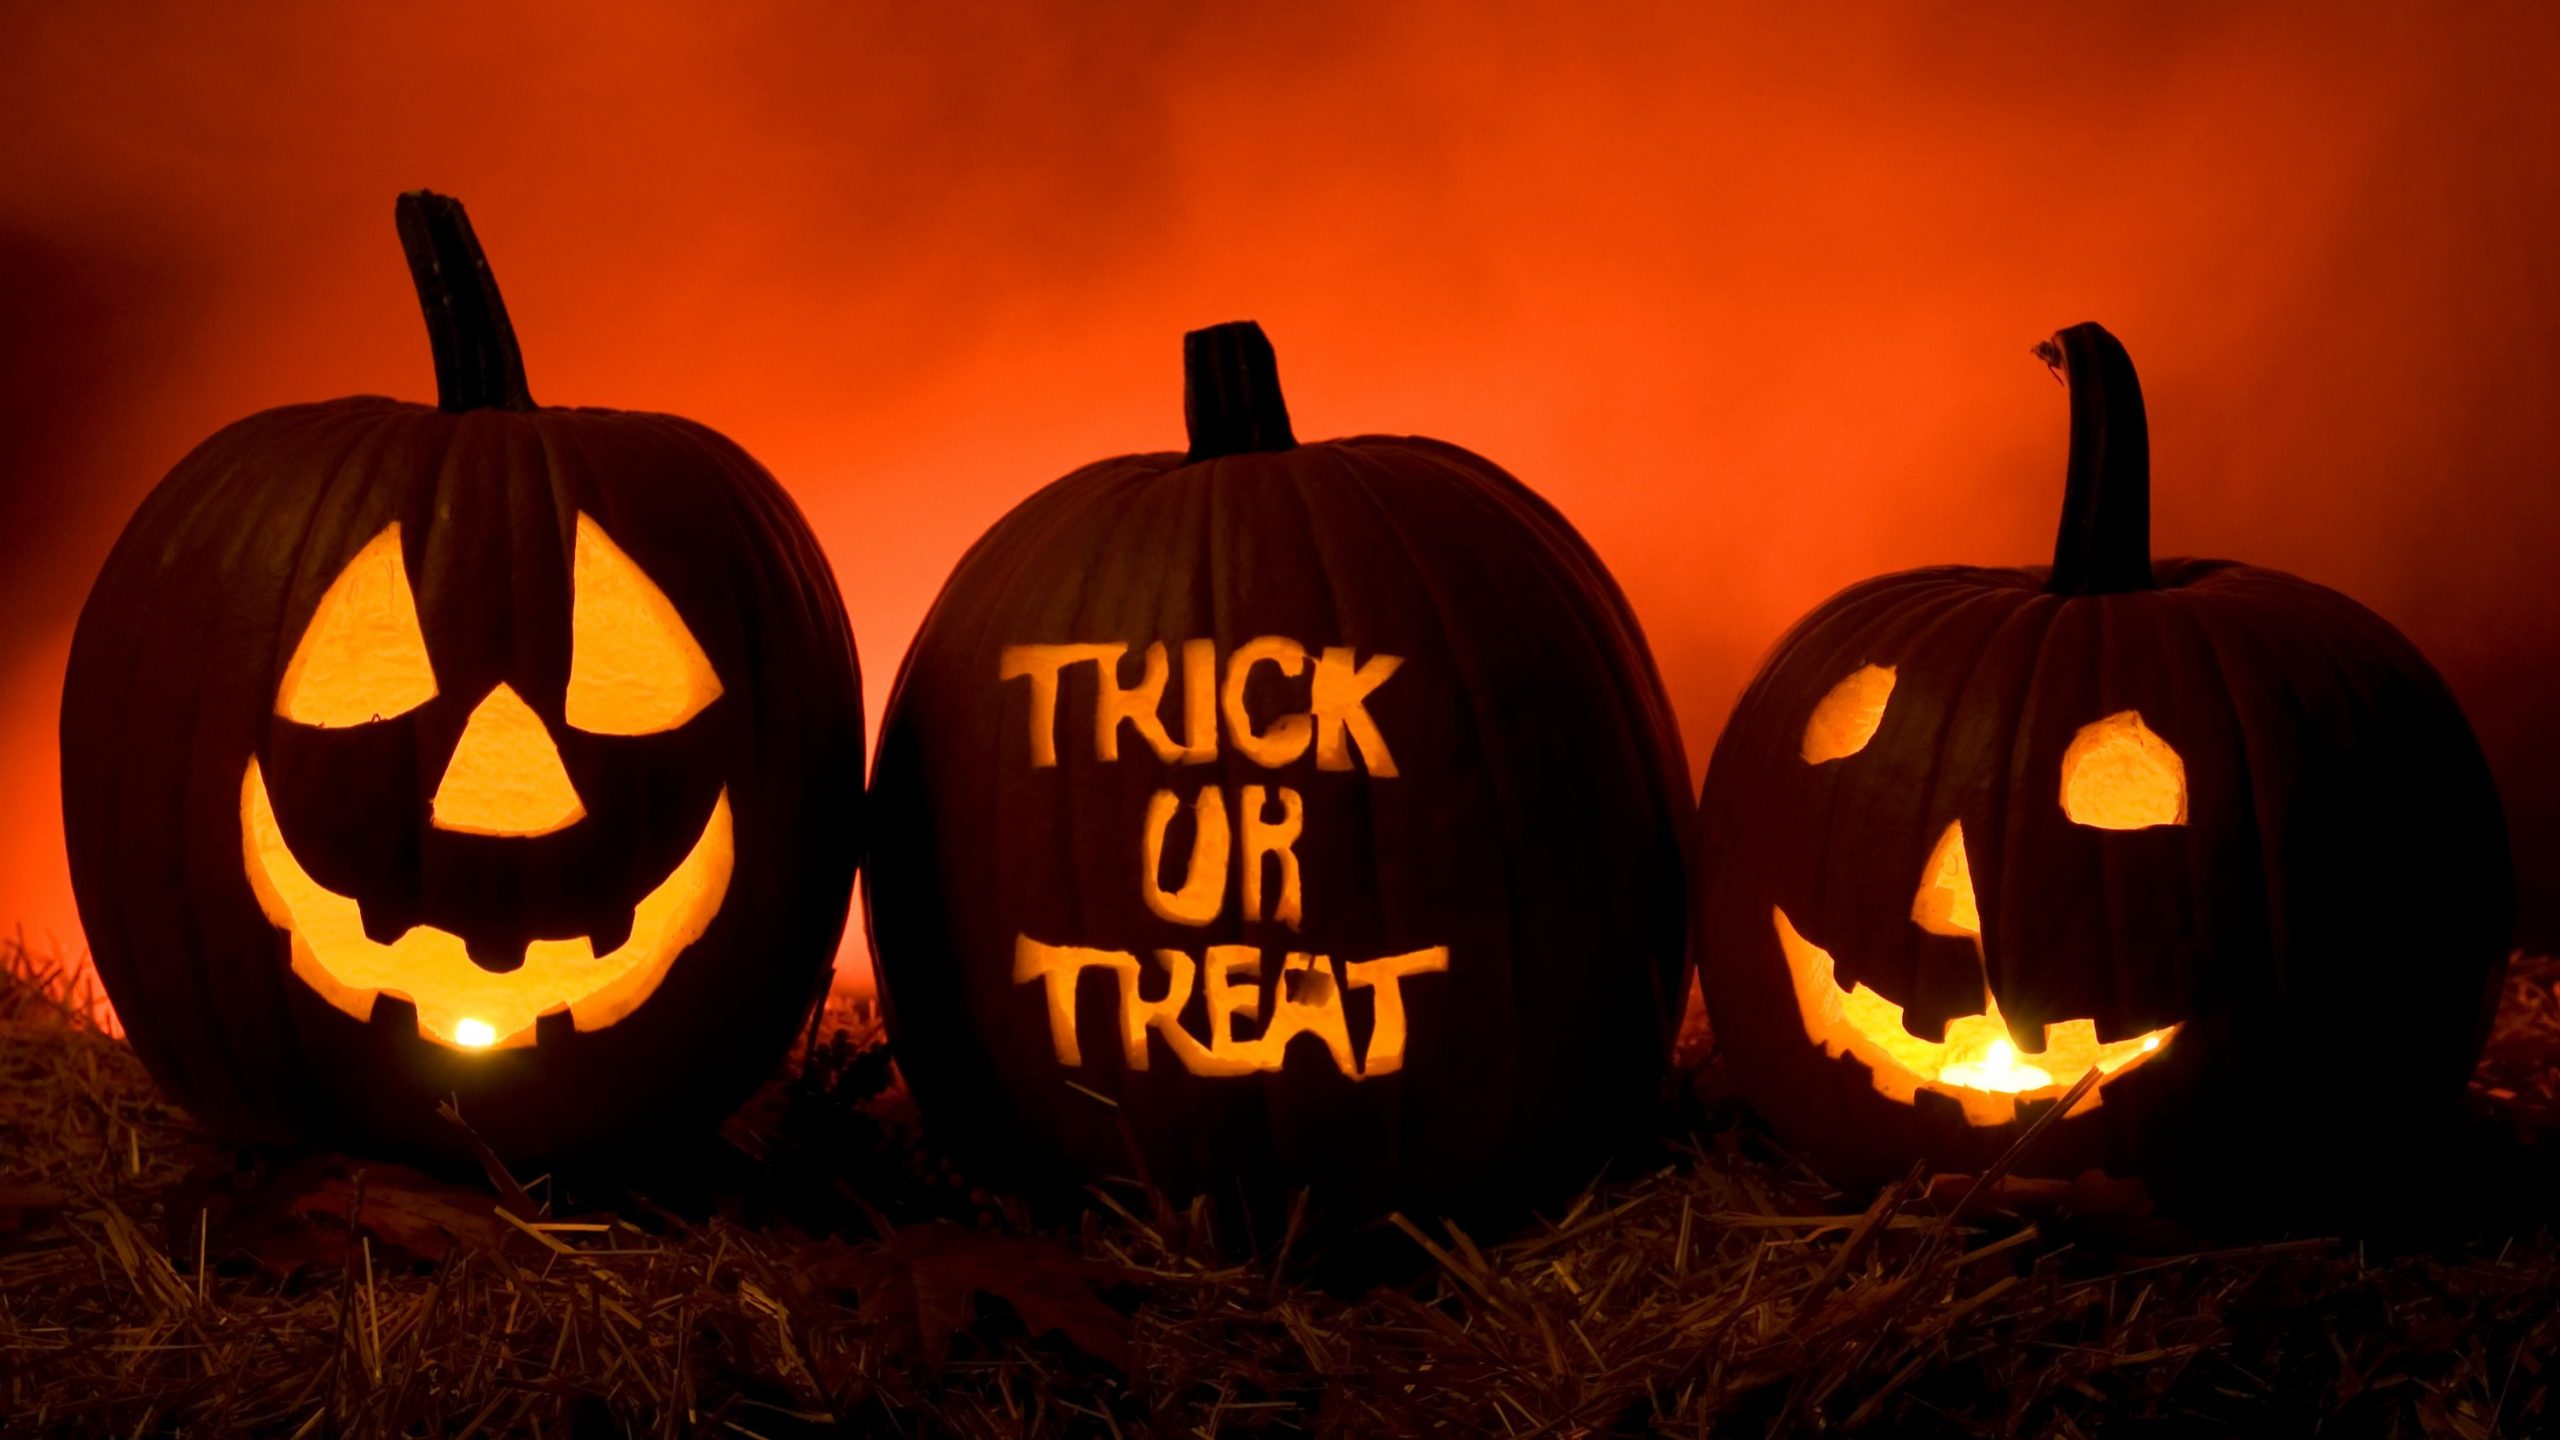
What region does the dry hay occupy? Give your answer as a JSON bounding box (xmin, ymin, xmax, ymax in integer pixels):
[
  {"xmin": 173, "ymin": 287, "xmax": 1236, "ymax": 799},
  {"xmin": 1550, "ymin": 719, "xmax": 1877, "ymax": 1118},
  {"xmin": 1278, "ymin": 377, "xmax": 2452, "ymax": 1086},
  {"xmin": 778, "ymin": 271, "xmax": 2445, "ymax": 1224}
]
[{"xmin": 3, "ymin": 937, "xmax": 2556, "ymax": 1438}]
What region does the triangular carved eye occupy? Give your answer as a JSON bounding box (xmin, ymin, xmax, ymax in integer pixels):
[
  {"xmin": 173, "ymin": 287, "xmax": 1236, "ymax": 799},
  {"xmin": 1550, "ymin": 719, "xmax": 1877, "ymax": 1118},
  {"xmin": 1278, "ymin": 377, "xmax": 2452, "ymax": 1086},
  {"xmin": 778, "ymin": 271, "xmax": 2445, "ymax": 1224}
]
[
  {"xmin": 277, "ymin": 524, "xmax": 438, "ymax": 727},
  {"xmin": 564, "ymin": 514, "xmax": 722, "ymax": 735}
]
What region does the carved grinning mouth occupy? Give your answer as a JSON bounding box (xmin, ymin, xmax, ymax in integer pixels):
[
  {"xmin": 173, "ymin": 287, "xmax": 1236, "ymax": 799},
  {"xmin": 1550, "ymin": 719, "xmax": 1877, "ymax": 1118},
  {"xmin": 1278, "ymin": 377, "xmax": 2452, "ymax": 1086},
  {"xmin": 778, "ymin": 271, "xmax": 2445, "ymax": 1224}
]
[
  {"xmin": 242, "ymin": 757, "xmax": 732, "ymax": 1051},
  {"xmin": 1772, "ymin": 906, "xmax": 2177, "ymax": 1127}
]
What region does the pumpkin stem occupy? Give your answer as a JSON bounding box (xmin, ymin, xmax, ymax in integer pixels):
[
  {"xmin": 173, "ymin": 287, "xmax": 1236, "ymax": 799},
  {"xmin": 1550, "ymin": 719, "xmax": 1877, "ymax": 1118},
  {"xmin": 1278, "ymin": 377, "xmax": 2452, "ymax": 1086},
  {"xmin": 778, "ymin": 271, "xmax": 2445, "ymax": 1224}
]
[
  {"xmin": 1184, "ymin": 321, "xmax": 1297, "ymax": 460},
  {"xmin": 395, "ymin": 191, "xmax": 536, "ymax": 413},
  {"xmin": 2038, "ymin": 322, "xmax": 2152, "ymax": 594}
]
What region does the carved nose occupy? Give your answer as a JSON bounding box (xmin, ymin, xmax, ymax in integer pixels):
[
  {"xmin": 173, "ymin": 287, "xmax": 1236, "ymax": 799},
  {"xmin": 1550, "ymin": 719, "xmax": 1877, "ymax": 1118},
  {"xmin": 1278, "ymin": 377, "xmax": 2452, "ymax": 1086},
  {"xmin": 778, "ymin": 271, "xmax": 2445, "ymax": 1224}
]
[
  {"xmin": 431, "ymin": 684, "xmax": 585, "ymax": 836},
  {"xmin": 1911, "ymin": 820, "xmax": 1979, "ymax": 939}
]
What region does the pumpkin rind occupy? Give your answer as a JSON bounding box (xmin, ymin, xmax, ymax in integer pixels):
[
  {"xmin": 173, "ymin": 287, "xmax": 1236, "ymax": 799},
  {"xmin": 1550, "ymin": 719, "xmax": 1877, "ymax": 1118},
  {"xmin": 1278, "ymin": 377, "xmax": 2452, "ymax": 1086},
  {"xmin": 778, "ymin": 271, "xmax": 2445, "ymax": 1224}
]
[
  {"xmin": 866, "ymin": 323, "xmax": 1692, "ymax": 1225},
  {"xmin": 60, "ymin": 194, "xmax": 864, "ymax": 1168},
  {"xmin": 1693, "ymin": 324, "xmax": 2511, "ymax": 1203}
]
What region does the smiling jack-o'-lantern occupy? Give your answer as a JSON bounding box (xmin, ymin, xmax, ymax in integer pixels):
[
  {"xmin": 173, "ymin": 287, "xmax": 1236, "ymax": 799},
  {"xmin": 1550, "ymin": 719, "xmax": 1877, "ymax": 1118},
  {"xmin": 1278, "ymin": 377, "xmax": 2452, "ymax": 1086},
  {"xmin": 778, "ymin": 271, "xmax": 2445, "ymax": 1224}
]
[
  {"xmin": 1694, "ymin": 324, "xmax": 2511, "ymax": 1201},
  {"xmin": 61, "ymin": 193, "xmax": 864, "ymax": 1166},
  {"xmin": 866, "ymin": 322, "xmax": 1691, "ymax": 1225}
]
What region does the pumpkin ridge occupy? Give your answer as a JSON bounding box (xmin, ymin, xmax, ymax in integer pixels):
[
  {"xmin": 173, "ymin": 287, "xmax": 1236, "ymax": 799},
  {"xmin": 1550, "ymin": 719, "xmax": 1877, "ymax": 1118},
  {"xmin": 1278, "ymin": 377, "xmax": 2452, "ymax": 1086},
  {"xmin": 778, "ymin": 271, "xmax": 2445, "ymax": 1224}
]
[
  {"xmin": 626, "ymin": 410, "xmax": 843, "ymax": 606},
  {"xmin": 1799, "ymin": 579, "xmax": 2025, "ymax": 1011},
  {"xmin": 1853, "ymin": 584, "xmax": 2050, "ymax": 1027},
  {"xmin": 1244, "ymin": 448, "xmax": 1370, "ymax": 1137},
  {"xmin": 1339, "ymin": 435, "xmax": 1686, "ymax": 1156},
  {"xmin": 2090, "ymin": 590, "xmax": 2186, "ymax": 1034},
  {"xmin": 1909, "ymin": 587, "xmax": 2061, "ymax": 1032},
  {"xmin": 1704, "ymin": 574, "xmax": 1949, "ymax": 972},
  {"xmin": 1069, "ymin": 460, "xmax": 1195, "ymax": 985},
  {"xmin": 68, "ymin": 436, "xmax": 233, "ymax": 1120},
  {"xmin": 127, "ymin": 427, "xmax": 293, "ymax": 1130},
  {"xmin": 1397, "ymin": 439, "xmax": 1695, "ymax": 836},
  {"xmin": 1285, "ymin": 439, "xmax": 1537, "ymax": 1169},
  {"xmin": 1329, "ymin": 443, "xmax": 1529, "ymax": 1114},
  {"xmin": 2152, "ymin": 594, "xmax": 2251, "ymax": 1028},
  {"xmin": 1985, "ymin": 591, "xmax": 2099, "ymax": 1046}
]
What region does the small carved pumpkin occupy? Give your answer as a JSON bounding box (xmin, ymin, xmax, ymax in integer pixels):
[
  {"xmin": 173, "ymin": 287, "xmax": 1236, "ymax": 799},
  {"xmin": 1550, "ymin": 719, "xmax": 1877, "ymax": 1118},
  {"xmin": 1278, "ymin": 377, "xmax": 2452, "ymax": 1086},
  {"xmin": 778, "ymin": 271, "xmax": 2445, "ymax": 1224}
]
[
  {"xmin": 866, "ymin": 323, "xmax": 1692, "ymax": 1224},
  {"xmin": 1694, "ymin": 323, "xmax": 2511, "ymax": 1202},
  {"xmin": 60, "ymin": 193, "xmax": 864, "ymax": 1167}
]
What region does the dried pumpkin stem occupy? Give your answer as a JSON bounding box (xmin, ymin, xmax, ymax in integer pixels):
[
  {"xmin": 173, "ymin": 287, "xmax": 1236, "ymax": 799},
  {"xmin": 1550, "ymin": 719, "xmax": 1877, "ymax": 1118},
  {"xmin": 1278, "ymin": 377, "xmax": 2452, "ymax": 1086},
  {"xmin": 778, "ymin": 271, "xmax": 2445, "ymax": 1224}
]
[
  {"xmin": 2038, "ymin": 321, "xmax": 2151, "ymax": 594},
  {"xmin": 394, "ymin": 190, "xmax": 536, "ymax": 413},
  {"xmin": 1184, "ymin": 320, "xmax": 1297, "ymax": 460}
]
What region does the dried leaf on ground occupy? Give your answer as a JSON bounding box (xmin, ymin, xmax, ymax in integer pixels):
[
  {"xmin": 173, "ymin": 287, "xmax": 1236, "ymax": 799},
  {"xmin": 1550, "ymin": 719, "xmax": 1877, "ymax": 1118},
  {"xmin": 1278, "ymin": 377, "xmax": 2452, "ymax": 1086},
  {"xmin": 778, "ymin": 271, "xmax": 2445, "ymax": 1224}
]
[
  {"xmin": 829, "ymin": 1222, "xmax": 1135, "ymax": 1371},
  {"xmin": 0, "ymin": 1182, "xmax": 73, "ymax": 1236},
  {"xmin": 170, "ymin": 1153, "xmax": 509, "ymax": 1274}
]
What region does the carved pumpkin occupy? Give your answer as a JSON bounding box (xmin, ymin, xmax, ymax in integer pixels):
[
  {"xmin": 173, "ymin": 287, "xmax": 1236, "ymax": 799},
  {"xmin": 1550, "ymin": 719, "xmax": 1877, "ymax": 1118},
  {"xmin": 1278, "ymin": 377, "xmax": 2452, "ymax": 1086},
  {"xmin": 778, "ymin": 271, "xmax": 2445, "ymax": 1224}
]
[
  {"xmin": 1694, "ymin": 323, "xmax": 2512, "ymax": 1202},
  {"xmin": 60, "ymin": 193, "xmax": 864, "ymax": 1167},
  {"xmin": 866, "ymin": 322, "xmax": 1691, "ymax": 1223}
]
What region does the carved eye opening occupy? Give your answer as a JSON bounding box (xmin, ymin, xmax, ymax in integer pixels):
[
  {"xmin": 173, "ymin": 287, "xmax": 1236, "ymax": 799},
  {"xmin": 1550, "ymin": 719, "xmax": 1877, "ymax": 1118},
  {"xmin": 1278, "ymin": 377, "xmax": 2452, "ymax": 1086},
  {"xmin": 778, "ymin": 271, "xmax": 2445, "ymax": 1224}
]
[
  {"xmin": 1801, "ymin": 663, "xmax": 1895, "ymax": 764},
  {"xmin": 2061, "ymin": 710, "xmax": 2187, "ymax": 829},
  {"xmin": 564, "ymin": 514, "xmax": 722, "ymax": 736},
  {"xmin": 275, "ymin": 524, "xmax": 437, "ymax": 728},
  {"xmin": 275, "ymin": 516, "xmax": 726, "ymax": 740}
]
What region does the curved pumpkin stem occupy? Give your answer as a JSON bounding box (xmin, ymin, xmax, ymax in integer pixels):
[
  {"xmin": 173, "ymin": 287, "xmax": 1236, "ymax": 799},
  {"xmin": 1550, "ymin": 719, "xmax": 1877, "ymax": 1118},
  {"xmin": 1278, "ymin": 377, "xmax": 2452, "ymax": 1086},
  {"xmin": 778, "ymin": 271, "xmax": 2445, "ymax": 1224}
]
[
  {"xmin": 2038, "ymin": 322, "xmax": 2151, "ymax": 595},
  {"xmin": 1184, "ymin": 321, "xmax": 1296, "ymax": 460},
  {"xmin": 395, "ymin": 191, "xmax": 536, "ymax": 413}
]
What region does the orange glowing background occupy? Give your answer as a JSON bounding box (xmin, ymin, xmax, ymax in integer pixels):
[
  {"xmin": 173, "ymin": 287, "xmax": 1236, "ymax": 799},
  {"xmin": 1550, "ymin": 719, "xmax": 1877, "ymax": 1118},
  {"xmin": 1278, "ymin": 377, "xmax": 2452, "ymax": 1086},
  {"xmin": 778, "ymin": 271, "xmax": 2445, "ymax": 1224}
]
[{"xmin": 6, "ymin": 4, "xmax": 2557, "ymax": 1006}]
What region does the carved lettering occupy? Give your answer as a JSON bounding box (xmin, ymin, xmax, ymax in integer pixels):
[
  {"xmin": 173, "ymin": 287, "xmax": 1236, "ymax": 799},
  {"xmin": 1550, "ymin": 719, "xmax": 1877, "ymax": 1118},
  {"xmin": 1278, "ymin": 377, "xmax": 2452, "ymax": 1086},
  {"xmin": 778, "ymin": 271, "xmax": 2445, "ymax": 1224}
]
[
  {"xmin": 1123, "ymin": 950, "xmax": 1236, "ymax": 1073},
  {"xmin": 1096, "ymin": 641, "xmax": 1181, "ymax": 763},
  {"xmin": 1001, "ymin": 637, "xmax": 1399, "ymax": 772},
  {"xmin": 1177, "ymin": 639, "xmax": 1219, "ymax": 762},
  {"xmin": 999, "ymin": 643, "xmax": 1122, "ymax": 767},
  {"xmin": 1238, "ymin": 784, "xmax": 1304, "ymax": 929},
  {"xmin": 1344, "ymin": 946, "xmax": 1450, "ymax": 1075},
  {"xmin": 1252, "ymin": 952, "xmax": 1357, "ymax": 1074},
  {"xmin": 1221, "ymin": 636, "xmax": 1313, "ymax": 767},
  {"xmin": 1015, "ymin": 934, "xmax": 1450, "ymax": 1080},
  {"xmin": 1013, "ymin": 936, "xmax": 1121, "ymax": 1067},
  {"xmin": 1204, "ymin": 943, "xmax": 1265, "ymax": 1069},
  {"xmin": 1140, "ymin": 786, "xmax": 1229, "ymax": 926},
  {"xmin": 1005, "ymin": 635, "xmax": 1439, "ymax": 1081},
  {"xmin": 1313, "ymin": 646, "xmax": 1403, "ymax": 775}
]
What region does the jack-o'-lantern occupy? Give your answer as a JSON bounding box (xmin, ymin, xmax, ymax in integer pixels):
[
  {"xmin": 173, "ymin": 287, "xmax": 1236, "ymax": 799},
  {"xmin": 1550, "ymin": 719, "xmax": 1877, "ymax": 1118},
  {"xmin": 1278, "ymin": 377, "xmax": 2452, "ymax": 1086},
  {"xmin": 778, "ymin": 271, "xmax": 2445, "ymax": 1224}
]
[
  {"xmin": 60, "ymin": 192, "xmax": 864, "ymax": 1167},
  {"xmin": 1694, "ymin": 323, "xmax": 2512, "ymax": 1204},
  {"xmin": 866, "ymin": 322, "xmax": 1692, "ymax": 1225}
]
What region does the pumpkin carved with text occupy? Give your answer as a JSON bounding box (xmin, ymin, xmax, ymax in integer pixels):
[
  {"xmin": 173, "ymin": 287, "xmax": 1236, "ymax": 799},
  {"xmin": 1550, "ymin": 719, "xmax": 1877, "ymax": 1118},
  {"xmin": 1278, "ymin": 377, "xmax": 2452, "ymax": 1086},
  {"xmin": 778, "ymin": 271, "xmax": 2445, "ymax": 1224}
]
[
  {"xmin": 866, "ymin": 322, "xmax": 1692, "ymax": 1223},
  {"xmin": 60, "ymin": 193, "xmax": 864, "ymax": 1167},
  {"xmin": 1694, "ymin": 323, "xmax": 2512, "ymax": 1200}
]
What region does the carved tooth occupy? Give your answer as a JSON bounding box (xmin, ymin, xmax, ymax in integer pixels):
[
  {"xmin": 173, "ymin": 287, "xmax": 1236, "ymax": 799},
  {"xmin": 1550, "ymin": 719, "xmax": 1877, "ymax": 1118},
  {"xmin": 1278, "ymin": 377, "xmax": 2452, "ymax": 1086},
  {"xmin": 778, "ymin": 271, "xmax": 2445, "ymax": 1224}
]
[
  {"xmin": 463, "ymin": 932, "xmax": 531, "ymax": 974},
  {"xmin": 360, "ymin": 900, "xmax": 414, "ymax": 947},
  {"xmin": 585, "ymin": 908, "xmax": 635, "ymax": 958},
  {"xmin": 366, "ymin": 991, "xmax": 424, "ymax": 1040}
]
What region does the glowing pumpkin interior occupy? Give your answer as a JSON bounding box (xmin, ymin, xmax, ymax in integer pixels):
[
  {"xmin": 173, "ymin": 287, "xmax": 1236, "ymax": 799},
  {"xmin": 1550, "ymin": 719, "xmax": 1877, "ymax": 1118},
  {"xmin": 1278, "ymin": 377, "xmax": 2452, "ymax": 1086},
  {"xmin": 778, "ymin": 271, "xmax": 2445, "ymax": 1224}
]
[
  {"xmin": 1778, "ymin": 675, "xmax": 2183, "ymax": 1125},
  {"xmin": 242, "ymin": 517, "xmax": 734, "ymax": 1050}
]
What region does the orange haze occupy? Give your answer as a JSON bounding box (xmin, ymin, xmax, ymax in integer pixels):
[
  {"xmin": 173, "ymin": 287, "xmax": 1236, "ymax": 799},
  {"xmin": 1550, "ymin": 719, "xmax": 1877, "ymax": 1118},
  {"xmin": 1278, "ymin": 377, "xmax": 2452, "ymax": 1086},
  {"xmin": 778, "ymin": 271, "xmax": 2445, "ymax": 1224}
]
[{"xmin": 5, "ymin": 3, "xmax": 2558, "ymax": 1007}]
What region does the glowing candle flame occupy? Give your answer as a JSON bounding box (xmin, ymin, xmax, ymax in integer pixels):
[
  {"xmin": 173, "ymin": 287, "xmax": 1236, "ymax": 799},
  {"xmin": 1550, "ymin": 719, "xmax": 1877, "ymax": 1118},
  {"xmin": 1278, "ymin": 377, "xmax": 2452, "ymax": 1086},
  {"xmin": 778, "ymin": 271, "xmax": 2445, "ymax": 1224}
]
[
  {"xmin": 455, "ymin": 1017, "xmax": 497, "ymax": 1048},
  {"xmin": 1936, "ymin": 1010, "xmax": 2055, "ymax": 1093}
]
